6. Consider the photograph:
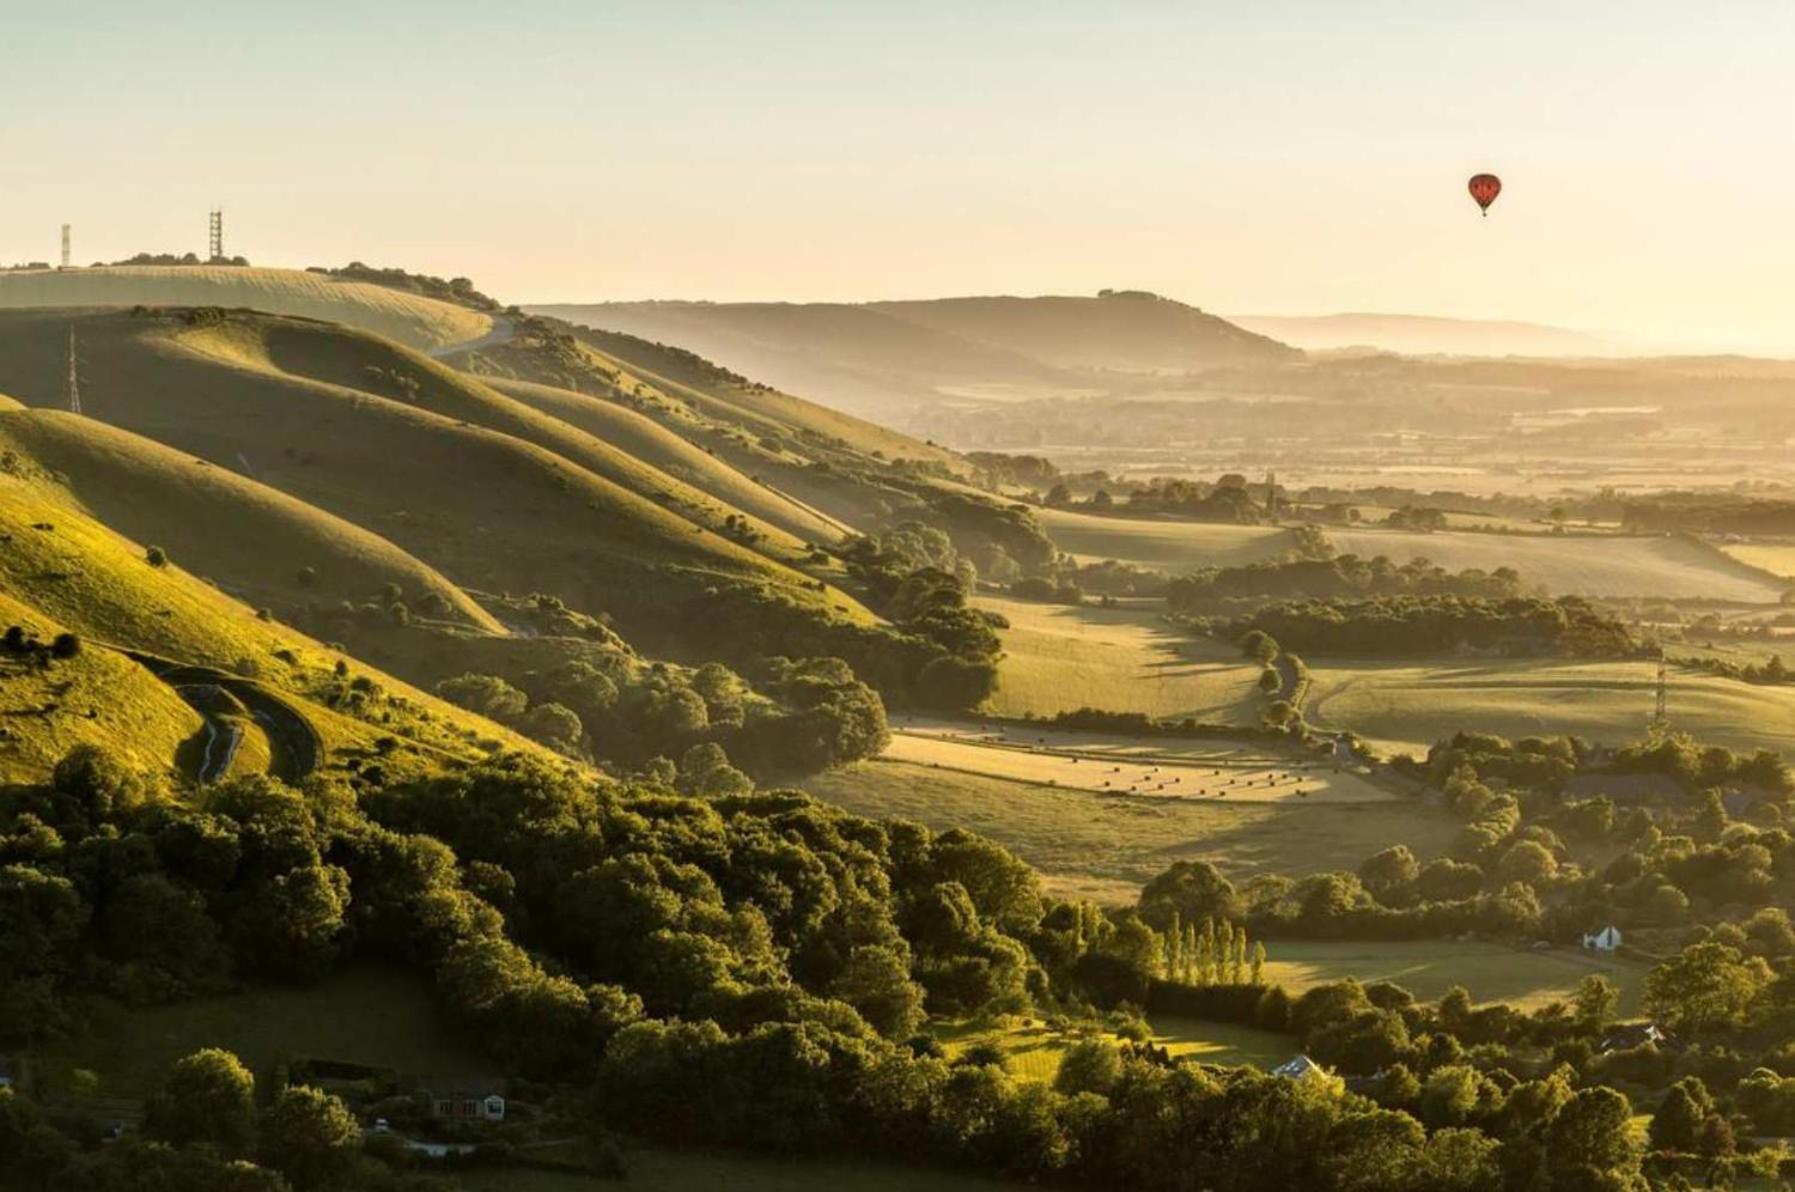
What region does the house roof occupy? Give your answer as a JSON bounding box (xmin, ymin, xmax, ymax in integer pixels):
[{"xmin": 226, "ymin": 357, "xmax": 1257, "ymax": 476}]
[{"xmin": 1272, "ymin": 1055, "xmax": 1321, "ymax": 1078}]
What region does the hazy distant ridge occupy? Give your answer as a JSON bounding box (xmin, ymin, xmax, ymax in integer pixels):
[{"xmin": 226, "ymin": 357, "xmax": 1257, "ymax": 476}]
[{"xmin": 1228, "ymin": 311, "xmax": 1621, "ymax": 357}]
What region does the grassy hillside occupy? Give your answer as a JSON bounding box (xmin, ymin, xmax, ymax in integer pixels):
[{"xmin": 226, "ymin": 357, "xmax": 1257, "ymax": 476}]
[
  {"xmin": 973, "ymin": 594, "xmax": 1259, "ymax": 720},
  {"xmin": 1326, "ymin": 527, "xmax": 1785, "ymax": 601},
  {"xmin": 0, "ymin": 461, "xmax": 558, "ymax": 780},
  {"xmin": 1305, "ymin": 656, "xmax": 1795, "ymax": 756},
  {"xmin": 1261, "ymin": 940, "xmax": 1645, "ymax": 1012},
  {"xmin": 0, "ymin": 408, "xmax": 499, "ymax": 629},
  {"xmin": 0, "ymin": 591, "xmax": 202, "ymax": 783},
  {"xmin": 1034, "ymin": 509, "xmax": 1298, "ymax": 569},
  {"xmin": 0, "ymin": 309, "xmax": 883, "ymax": 664},
  {"xmin": 0, "ymin": 266, "xmax": 492, "ymax": 352}
]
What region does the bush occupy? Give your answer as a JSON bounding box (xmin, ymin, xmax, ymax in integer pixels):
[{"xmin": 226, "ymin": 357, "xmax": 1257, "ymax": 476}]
[{"xmin": 145, "ymin": 545, "xmax": 169, "ymax": 568}]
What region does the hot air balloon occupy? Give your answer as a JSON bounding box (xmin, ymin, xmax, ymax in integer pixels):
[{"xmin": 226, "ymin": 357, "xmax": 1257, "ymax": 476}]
[{"xmin": 1468, "ymin": 173, "xmax": 1501, "ymax": 216}]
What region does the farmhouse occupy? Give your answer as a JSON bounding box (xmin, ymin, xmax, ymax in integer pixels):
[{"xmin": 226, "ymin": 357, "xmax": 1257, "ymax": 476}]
[
  {"xmin": 421, "ymin": 1077, "xmax": 506, "ymax": 1123},
  {"xmin": 1581, "ymin": 925, "xmax": 1622, "ymax": 952}
]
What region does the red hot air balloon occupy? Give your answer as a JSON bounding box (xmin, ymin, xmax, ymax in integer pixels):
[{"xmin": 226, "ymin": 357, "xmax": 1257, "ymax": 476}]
[{"xmin": 1468, "ymin": 173, "xmax": 1501, "ymax": 216}]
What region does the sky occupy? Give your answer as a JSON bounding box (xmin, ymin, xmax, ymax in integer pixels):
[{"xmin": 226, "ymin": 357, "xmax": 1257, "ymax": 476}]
[{"xmin": 5, "ymin": 1, "xmax": 1795, "ymax": 351}]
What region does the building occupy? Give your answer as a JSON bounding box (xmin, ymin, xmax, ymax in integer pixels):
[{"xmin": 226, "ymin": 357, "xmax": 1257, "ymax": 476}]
[
  {"xmin": 1600, "ymin": 1023, "xmax": 1672, "ymax": 1054},
  {"xmin": 1581, "ymin": 925, "xmax": 1622, "ymax": 952},
  {"xmin": 1272, "ymin": 1055, "xmax": 1323, "ymax": 1079},
  {"xmin": 421, "ymin": 1078, "xmax": 506, "ymax": 1123}
]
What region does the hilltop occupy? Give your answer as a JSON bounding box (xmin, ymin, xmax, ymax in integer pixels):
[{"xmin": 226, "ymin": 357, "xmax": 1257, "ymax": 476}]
[{"xmin": 531, "ymin": 290, "xmax": 1298, "ymax": 420}]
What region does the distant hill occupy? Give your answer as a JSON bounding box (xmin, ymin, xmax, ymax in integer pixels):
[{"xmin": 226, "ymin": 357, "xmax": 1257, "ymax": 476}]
[
  {"xmin": 1226, "ymin": 312, "xmax": 1621, "ymax": 358},
  {"xmin": 530, "ymin": 291, "xmax": 1298, "ymax": 419}
]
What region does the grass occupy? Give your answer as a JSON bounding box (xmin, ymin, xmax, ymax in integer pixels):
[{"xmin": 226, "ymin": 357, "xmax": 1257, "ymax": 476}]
[
  {"xmin": 0, "ymin": 590, "xmax": 202, "ymax": 783},
  {"xmin": 1033, "ymin": 509, "xmax": 1296, "ymax": 570},
  {"xmin": 974, "ymin": 594, "xmax": 1259, "ymax": 721},
  {"xmin": 31, "ymin": 965, "xmax": 488, "ymax": 1101},
  {"xmin": 939, "ymin": 1016, "xmax": 1292, "ymax": 1084},
  {"xmin": 0, "ymin": 265, "xmax": 492, "ymax": 352},
  {"xmin": 1326, "ymin": 527, "xmax": 1786, "ymax": 601},
  {"xmin": 1305, "ymin": 656, "xmax": 1795, "ymax": 756},
  {"xmin": 1720, "ymin": 541, "xmax": 1795, "ymax": 581},
  {"xmin": 802, "ymin": 758, "xmax": 1459, "ymax": 905},
  {"xmin": 0, "ymin": 408, "xmax": 499, "ymax": 630},
  {"xmin": 1259, "ymin": 940, "xmax": 1648, "ymax": 1013}
]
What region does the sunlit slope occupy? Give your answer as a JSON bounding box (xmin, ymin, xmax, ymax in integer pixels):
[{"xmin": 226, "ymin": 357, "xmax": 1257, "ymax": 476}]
[
  {"xmin": 0, "ymin": 266, "xmax": 492, "ymax": 352},
  {"xmin": 0, "ymin": 409, "xmax": 499, "ymax": 630},
  {"xmin": 0, "ymin": 310, "xmax": 877, "ymax": 650},
  {"xmin": 0, "ymin": 591, "xmax": 202, "ymax": 783},
  {"xmin": 233, "ymin": 318, "xmax": 835, "ymax": 568},
  {"xmin": 0, "ymin": 465, "xmax": 556, "ymax": 770},
  {"xmin": 485, "ymin": 376, "xmax": 845, "ymax": 543},
  {"xmin": 1326, "ymin": 528, "xmax": 1784, "ymax": 601}
]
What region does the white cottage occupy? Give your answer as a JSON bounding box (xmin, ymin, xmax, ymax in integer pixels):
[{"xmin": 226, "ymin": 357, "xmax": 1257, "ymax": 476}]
[{"xmin": 1581, "ymin": 925, "xmax": 1622, "ymax": 952}]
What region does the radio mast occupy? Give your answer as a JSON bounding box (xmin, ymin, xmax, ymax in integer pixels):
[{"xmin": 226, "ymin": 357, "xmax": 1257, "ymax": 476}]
[
  {"xmin": 60, "ymin": 224, "xmax": 71, "ymax": 270},
  {"xmin": 208, "ymin": 209, "xmax": 224, "ymax": 262},
  {"xmin": 66, "ymin": 326, "xmax": 81, "ymax": 415}
]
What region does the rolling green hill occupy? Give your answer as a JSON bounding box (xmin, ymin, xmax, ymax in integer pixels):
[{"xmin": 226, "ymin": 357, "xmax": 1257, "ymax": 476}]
[{"xmin": 0, "ymin": 265, "xmax": 492, "ymax": 352}]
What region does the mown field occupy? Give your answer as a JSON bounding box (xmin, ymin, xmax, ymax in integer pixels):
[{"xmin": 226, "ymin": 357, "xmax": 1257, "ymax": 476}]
[
  {"xmin": 939, "ymin": 1016, "xmax": 1292, "ymax": 1084},
  {"xmin": 972, "ymin": 594, "xmax": 1259, "ymax": 721},
  {"xmin": 1305, "ymin": 657, "xmax": 1795, "ymax": 756},
  {"xmin": 1326, "ymin": 527, "xmax": 1785, "ymax": 601},
  {"xmin": 1721, "ymin": 541, "xmax": 1795, "ymax": 581},
  {"xmin": 1033, "ymin": 509, "xmax": 1295, "ymax": 569},
  {"xmin": 802, "ymin": 758, "xmax": 1459, "ymax": 904},
  {"xmin": 1260, "ymin": 940, "xmax": 1647, "ymax": 1013}
]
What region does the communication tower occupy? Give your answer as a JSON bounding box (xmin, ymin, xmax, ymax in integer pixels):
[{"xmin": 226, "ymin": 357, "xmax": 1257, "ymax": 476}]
[
  {"xmin": 60, "ymin": 224, "xmax": 70, "ymax": 270},
  {"xmin": 208, "ymin": 209, "xmax": 224, "ymax": 262},
  {"xmin": 65, "ymin": 326, "xmax": 81, "ymax": 415},
  {"xmin": 1648, "ymin": 651, "xmax": 1669, "ymax": 739}
]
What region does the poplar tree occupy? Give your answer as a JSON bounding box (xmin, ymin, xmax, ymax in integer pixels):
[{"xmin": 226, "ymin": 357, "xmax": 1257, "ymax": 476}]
[
  {"xmin": 1251, "ymin": 940, "xmax": 1267, "ymax": 985},
  {"xmin": 1166, "ymin": 910, "xmax": 1183, "ymax": 981}
]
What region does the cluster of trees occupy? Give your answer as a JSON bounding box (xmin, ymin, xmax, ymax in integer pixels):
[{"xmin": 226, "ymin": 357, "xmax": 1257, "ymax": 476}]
[
  {"xmin": 840, "ymin": 530, "xmax": 1005, "ymax": 709},
  {"xmin": 1220, "ymin": 596, "xmax": 1637, "ymax": 659},
  {"xmin": 1047, "ymin": 474, "xmax": 1270, "ymax": 525},
  {"xmin": 1621, "ymin": 495, "xmax": 1795, "ymax": 536},
  {"xmin": 1167, "ymin": 554, "xmax": 1523, "ymax": 610},
  {"xmin": 1672, "ymin": 651, "xmax": 1795, "ymax": 687},
  {"xmin": 310, "ymin": 263, "xmax": 504, "ymax": 313},
  {"xmin": 104, "ymin": 251, "xmax": 251, "ymax": 267},
  {"xmin": 0, "ymin": 625, "xmax": 82, "ymax": 666}
]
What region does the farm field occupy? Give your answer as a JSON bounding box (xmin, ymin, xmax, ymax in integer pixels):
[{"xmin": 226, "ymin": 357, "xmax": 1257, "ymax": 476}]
[
  {"xmin": 802, "ymin": 758, "xmax": 1458, "ymax": 904},
  {"xmin": 1721, "ymin": 541, "xmax": 1795, "ymax": 581},
  {"xmin": 30, "ymin": 965, "xmax": 486, "ymax": 1100},
  {"xmin": 1304, "ymin": 657, "xmax": 1795, "ymax": 756},
  {"xmin": 1260, "ymin": 940, "xmax": 1647, "ymax": 1013},
  {"xmin": 1034, "ymin": 508, "xmax": 1296, "ymax": 569},
  {"xmin": 884, "ymin": 722, "xmax": 1392, "ymax": 804},
  {"xmin": 974, "ymin": 594, "xmax": 1260, "ymax": 721},
  {"xmin": 1326, "ymin": 527, "xmax": 1785, "ymax": 601}
]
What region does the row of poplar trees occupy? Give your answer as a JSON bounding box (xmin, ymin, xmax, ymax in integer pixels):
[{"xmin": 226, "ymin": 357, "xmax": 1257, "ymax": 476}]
[{"xmin": 1162, "ymin": 912, "xmax": 1266, "ymax": 986}]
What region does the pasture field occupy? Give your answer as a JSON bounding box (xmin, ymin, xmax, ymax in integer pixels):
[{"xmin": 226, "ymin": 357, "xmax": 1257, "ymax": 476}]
[
  {"xmin": 802, "ymin": 758, "xmax": 1459, "ymax": 904},
  {"xmin": 1260, "ymin": 940, "xmax": 1647, "ymax": 1013},
  {"xmin": 1034, "ymin": 508, "xmax": 1296, "ymax": 569},
  {"xmin": 1304, "ymin": 657, "xmax": 1795, "ymax": 756},
  {"xmin": 31, "ymin": 965, "xmax": 486, "ymax": 1100},
  {"xmin": 939, "ymin": 1016, "xmax": 1292, "ymax": 1084},
  {"xmin": 1326, "ymin": 527, "xmax": 1785, "ymax": 601},
  {"xmin": 1721, "ymin": 541, "xmax": 1795, "ymax": 580},
  {"xmin": 973, "ymin": 594, "xmax": 1260, "ymax": 720},
  {"xmin": 884, "ymin": 723, "xmax": 1392, "ymax": 804},
  {"xmin": 0, "ymin": 265, "xmax": 493, "ymax": 352}
]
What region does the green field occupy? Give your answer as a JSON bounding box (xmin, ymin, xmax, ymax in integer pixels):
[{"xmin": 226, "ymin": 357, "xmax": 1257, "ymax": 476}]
[
  {"xmin": 939, "ymin": 1016, "xmax": 1293, "ymax": 1084},
  {"xmin": 1305, "ymin": 656, "xmax": 1795, "ymax": 756},
  {"xmin": 1260, "ymin": 940, "xmax": 1647, "ymax": 1013},
  {"xmin": 802, "ymin": 758, "xmax": 1460, "ymax": 904},
  {"xmin": 1034, "ymin": 509, "xmax": 1296, "ymax": 569},
  {"xmin": 1326, "ymin": 527, "xmax": 1784, "ymax": 601},
  {"xmin": 31, "ymin": 965, "xmax": 486, "ymax": 1100},
  {"xmin": 974, "ymin": 594, "xmax": 1259, "ymax": 720}
]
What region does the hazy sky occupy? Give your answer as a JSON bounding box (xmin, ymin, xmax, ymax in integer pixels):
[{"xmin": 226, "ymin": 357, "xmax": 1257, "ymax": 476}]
[{"xmin": 6, "ymin": 1, "xmax": 1795, "ymax": 350}]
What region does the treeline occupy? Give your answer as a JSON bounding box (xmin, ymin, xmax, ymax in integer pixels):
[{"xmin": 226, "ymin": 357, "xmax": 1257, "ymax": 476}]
[
  {"xmin": 310, "ymin": 263, "xmax": 506, "ymax": 313},
  {"xmin": 1622, "ymin": 494, "xmax": 1795, "ymax": 535},
  {"xmin": 1168, "ymin": 554, "xmax": 1523, "ymax": 609},
  {"xmin": 1219, "ymin": 596, "xmax": 1637, "ymax": 658}
]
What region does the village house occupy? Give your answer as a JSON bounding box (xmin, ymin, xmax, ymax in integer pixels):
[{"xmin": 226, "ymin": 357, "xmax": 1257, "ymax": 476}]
[
  {"xmin": 421, "ymin": 1077, "xmax": 506, "ymax": 1123},
  {"xmin": 1581, "ymin": 925, "xmax": 1622, "ymax": 952}
]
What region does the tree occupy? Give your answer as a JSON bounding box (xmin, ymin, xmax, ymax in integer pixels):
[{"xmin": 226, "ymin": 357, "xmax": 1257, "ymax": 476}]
[
  {"xmin": 1643, "ymin": 940, "xmax": 1771, "ymax": 1033},
  {"xmin": 1571, "ymin": 974, "xmax": 1620, "ymax": 1033},
  {"xmin": 146, "ymin": 545, "xmax": 169, "ymax": 568},
  {"xmin": 435, "ymin": 673, "xmax": 528, "ymax": 722},
  {"xmin": 48, "ymin": 633, "xmax": 80, "ymax": 660},
  {"xmin": 1648, "ymin": 1078, "xmax": 1709, "ymax": 1154},
  {"xmin": 1546, "ymin": 1087, "xmax": 1642, "ymax": 1190},
  {"xmin": 1358, "ymin": 845, "xmax": 1420, "ymax": 906},
  {"xmin": 828, "ymin": 943, "xmax": 925, "ymax": 1039},
  {"xmin": 143, "ymin": 1048, "xmax": 257, "ymax": 1156},
  {"xmin": 259, "ymin": 1085, "xmax": 360, "ymax": 1190},
  {"xmin": 1138, "ymin": 861, "xmax": 1239, "ymax": 929},
  {"xmin": 1054, "ymin": 1038, "xmax": 1121, "ymax": 1096}
]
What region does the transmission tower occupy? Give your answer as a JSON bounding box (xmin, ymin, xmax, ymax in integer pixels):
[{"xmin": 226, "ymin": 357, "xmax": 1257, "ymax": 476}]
[
  {"xmin": 1648, "ymin": 651, "xmax": 1669, "ymax": 739},
  {"xmin": 208, "ymin": 209, "xmax": 224, "ymax": 262},
  {"xmin": 60, "ymin": 224, "xmax": 70, "ymax": 270},
  {"xmin": 65, "ymin": 326, "xmax": 81, "ymax": 415}
]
